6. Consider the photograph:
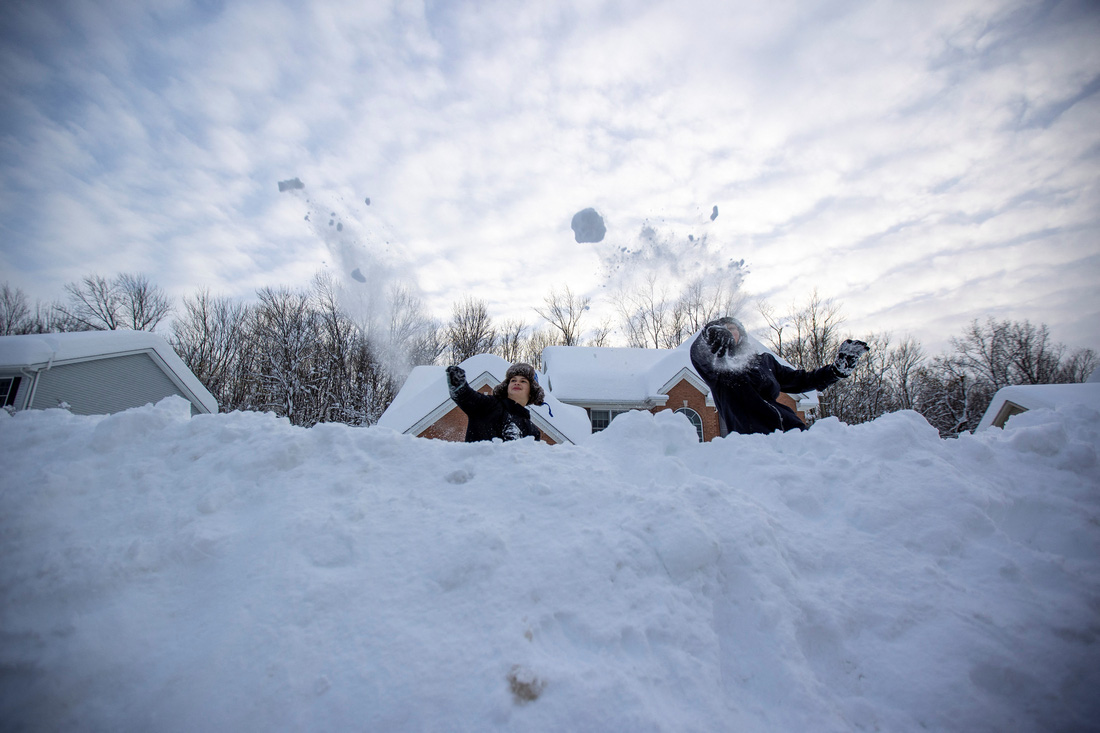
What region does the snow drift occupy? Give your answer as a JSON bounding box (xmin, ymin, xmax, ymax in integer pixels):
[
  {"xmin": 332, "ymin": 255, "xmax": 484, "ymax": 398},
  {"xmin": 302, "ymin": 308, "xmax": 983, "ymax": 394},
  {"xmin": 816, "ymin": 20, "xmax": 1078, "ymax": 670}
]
[{"xmin": 1, "ymin": 399, "xmax": 1098, "ymax": 732}]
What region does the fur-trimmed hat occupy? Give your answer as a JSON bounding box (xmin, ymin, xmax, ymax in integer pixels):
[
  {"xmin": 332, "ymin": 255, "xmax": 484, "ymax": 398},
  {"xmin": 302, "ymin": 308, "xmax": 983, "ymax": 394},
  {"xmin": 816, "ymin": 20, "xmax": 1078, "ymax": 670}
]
[{"xmin": 493, "ymin": 362, "xmax": 545, "ymax": 406}]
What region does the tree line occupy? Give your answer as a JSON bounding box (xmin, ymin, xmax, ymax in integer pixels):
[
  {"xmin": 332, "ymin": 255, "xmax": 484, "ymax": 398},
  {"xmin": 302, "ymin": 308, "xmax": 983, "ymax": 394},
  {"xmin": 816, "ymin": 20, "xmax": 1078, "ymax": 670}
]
[
  {"xmin": 1, "ymin": 275, "xmax": 1094, "ymax": 436},
  {"xmin": 758, "ymin": 290, "xmax": 1096, "ymax": 436}
]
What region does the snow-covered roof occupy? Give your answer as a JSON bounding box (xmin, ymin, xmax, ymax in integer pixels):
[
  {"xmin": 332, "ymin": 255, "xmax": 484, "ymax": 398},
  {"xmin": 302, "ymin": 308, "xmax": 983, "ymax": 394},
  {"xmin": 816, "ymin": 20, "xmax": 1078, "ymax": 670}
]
[
  {"xmin": 542, "ymin": 329, "xmax": 806, "ymax": 407},
  {"xmin": 977, "ymin": 382, "xmax": 1100, "ymax": 431},
  {"xmin": 0, "ymin": 330, "xmax": 218, "ymax": 414},
  {"xmin": 377, "ymin": 353, "xmax": 591, "ymax": 444}
]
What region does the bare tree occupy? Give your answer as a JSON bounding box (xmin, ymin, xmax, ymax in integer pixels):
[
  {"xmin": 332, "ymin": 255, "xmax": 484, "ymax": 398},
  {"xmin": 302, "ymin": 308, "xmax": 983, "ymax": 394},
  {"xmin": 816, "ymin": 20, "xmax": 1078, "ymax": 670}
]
[
  {"xmin": 389, "ymin": 285, "xmax": 444, "ymax": 367},
  {"xmin": 170, "ymin": 289, "xmax": 251, "ymax": 411},
  {"xmin": 1058, "ymin": 347, "xmax": 1098, "ymax": 383},
  {"xmin": 311, "ymin": 272, "xmax": 361, "ymax": 424},
  {"xmin": 615, "ymin": 275, "xmax": 672, "ymax": 348},
  {"xmin": 888, "ymin": 336, "xmax": 926, "ymax": 411},
  {"xmin": 447, "ymin": 296, "xmax": 496, "ymax": 363},
  {"xmin": 828, "ymin": 333, "xmax": 893, "ymax": 425},
  {"xmin": 675, "ymin": 275, "xmax": 747, "ymax": 335},
  {"xmin": 59, "ymin": 274, "xmax": 121, "ymax": 330},
  {"xmin": 520, "ymin": 328, "xmax": 558, "ymax": 371},
  {"xmin": 252, "ymin": 286, "xmax": 320, "ymax": 425},
  {"xmin": 0, "ymin": 283, "xmax": 31, "ymax": 335},
  {"xmin": 535, "ymin": 285, "xmax": 589, "ymax": 346},
  {"xmin": 587, "ymin": 317, "xmax": 615, "ymax": 347},
  {"xmin": 759, "ymin": 289, "xmax": 845, "ymax": 370},
  {"xmin": 57, "ymin": 273, "xmax": 171, "ymax": 331},
  {"xmin": 117, "ymin": 273, "xmax": 172, "ymax": 330},
  {"xmin": 914, "ymin": 318, "xmax": 1095, "ymax": 436},
  {"xmin": 494, "ymin": 319, "xmax": 528, "ymax": 363}
]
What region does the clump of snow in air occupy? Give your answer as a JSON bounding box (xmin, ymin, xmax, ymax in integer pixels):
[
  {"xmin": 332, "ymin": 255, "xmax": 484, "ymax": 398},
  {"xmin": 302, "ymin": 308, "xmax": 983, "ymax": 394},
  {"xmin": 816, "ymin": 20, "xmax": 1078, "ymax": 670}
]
[
  {"xmin": 710, "ymin": 204, "xmax": 718, "ymax": 221},
  {"xmin": 597, "ymin": 220, "xmax": 746, "ymax": 294},
  {"xmin": 2, "ymin": 398, "xmax": 1098, "ymax": 731},
  {"xmin": 571, "ymin": 207, "xmax": 607, "ymax": 243},
  {"xmin": 277, "ymin": 177, "xmax": 304, "ymax": 192}
]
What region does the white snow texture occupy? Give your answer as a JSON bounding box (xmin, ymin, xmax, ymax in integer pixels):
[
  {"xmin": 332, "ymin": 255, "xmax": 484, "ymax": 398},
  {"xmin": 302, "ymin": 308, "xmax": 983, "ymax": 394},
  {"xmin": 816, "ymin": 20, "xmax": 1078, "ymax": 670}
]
[{"xmin": 1, "ymin": 398, "xmax": 1098, "ymax": 732}]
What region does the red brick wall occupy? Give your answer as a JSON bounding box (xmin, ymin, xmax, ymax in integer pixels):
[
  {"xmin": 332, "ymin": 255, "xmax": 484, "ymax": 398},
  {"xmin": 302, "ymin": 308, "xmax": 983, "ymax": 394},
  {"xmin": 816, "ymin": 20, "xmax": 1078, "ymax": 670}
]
[
  {"xmin": 775, "ymin": 392, "xmax": 806, "ymax": 423},
  {"xmin": 652, "ymin": 379, "xmax": 721, "ymax": 442}
]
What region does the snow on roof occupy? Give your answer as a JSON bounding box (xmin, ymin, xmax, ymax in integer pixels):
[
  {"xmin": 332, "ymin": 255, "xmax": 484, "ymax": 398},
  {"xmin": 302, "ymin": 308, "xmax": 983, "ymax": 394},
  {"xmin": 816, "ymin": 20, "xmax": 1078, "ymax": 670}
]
[
  {"xmin": 977, "ymin": 382, "xmax": 1100, "ymax": 431},
  {"xmin": 377, "ymin": 353, "xmax": 591, "ymax": 444},
  {"xmin": 0, "ymin": 330, "xmax": 218, "ymax": 414},
  {"xmin": 542, "ymin": 329, "xmax": 783, "ymax": 406}
]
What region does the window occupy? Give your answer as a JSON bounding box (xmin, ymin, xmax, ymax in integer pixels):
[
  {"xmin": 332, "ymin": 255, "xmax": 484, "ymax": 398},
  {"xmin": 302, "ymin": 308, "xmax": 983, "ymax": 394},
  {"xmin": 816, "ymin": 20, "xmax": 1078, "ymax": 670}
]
[
  {"xmin": 0, "ymin": 377, "xmax": 20, "ymax": 408},
  {"xmin": 675, "ymin": 407, "xmax": 704, "ymax": 442},
  {"xmin": 590, "ymin": 409, "xmax": 630, "ymax": 432}
]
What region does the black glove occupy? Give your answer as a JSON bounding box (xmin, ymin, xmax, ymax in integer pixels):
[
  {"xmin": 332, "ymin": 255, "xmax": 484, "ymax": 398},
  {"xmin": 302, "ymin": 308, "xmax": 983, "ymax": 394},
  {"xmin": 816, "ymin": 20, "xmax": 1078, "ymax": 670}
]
[
  {"xmin": 445, "ymin": 365, "xmax": 466, "ymax": 389},
  {"xmin": 832, "ymin": 339, "xmax": 869, "ymax": 378},
  {"xmin": 704, "ymin": 325, "xmax": 737, "ymax": 358}
]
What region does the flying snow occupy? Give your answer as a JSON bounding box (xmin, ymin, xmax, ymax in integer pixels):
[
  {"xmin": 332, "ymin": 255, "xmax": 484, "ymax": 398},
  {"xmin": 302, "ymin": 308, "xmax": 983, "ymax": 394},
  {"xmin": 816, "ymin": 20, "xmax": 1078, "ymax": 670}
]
[
  {"xmin": 596, "ymin": 222, "xmax": 747, "ymax": 293},
  {"xmin": 571, "ymin": 207, "xmax": 607, "ymax": 243}
]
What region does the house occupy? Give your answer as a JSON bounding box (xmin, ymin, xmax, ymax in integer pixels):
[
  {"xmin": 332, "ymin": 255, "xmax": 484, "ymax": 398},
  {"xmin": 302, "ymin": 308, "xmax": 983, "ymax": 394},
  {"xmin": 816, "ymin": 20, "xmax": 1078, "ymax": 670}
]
[
  {"xmin": 540, "ymin": 342, "xmax": 719, "ymax": 441},
  {"xmin": 378, "ymin": 331, "xmax": 820, "ymax": 443},
  {"xmin": 976, "ymin": 379, "xmax": 1100, "ymax": 431},
  {"xmin": 0, "ymin": 330, "xmax": 218, "ymax": 416},
  {"xmin": 541, "ymin": 334, "xmax": 817, "ymax": 441},
  {"xmin": 375, "ymin": 353, "xmax": 592, "ymax": 445}
]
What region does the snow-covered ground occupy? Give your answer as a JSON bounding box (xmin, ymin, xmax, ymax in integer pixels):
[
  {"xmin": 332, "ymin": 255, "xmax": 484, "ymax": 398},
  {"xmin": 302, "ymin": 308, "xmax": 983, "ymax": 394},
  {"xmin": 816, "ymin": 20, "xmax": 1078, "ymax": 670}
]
[{"xmin": 2, "ymin": 398, "xmax": 1098, "ymax": 732}]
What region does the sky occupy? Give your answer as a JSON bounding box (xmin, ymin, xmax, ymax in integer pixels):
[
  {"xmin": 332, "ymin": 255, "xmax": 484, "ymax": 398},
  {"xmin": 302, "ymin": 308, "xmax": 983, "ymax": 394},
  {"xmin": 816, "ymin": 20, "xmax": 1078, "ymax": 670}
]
[
  {"xmin": 2, "ymin": 396, "xmax": 1098, "ymax": 730},
  {"xmin": 1, "ymin": 0, "xmax": 1099, "ymax": 356}
]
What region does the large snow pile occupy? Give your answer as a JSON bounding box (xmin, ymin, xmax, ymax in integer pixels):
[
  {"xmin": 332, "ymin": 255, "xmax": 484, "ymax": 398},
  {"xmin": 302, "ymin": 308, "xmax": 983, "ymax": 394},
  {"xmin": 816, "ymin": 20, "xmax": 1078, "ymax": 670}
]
[{"xmin": 2, "ymin": 398, "xmax": 1098, "ymax": 732}]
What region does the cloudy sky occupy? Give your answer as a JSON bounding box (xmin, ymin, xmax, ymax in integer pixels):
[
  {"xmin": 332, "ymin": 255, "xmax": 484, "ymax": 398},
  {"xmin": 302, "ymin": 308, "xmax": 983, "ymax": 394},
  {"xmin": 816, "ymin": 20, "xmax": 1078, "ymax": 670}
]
[{"xmin": 2, "ymin": 0, "xmax": 1098, "ymax": 356}]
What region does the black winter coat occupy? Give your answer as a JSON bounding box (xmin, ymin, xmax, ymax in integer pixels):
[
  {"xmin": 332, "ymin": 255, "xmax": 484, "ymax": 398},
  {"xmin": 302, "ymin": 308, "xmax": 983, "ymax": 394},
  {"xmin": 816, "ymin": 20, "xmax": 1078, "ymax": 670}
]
[
  {"xmin": 448, "ymin": 380, "xmax": 542, "ymax": 443},
  {"xmin": 690, "ymin": 331, "xmax": 839, "ymax": 436}
]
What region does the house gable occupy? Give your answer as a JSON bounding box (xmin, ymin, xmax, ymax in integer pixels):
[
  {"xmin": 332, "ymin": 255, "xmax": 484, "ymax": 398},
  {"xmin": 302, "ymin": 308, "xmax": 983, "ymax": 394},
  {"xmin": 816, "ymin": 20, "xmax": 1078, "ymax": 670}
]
[
  {"xmin": 377, "ymin": 354, "xmax": 590, "ymax": 444},
  {"xmin": 413, "ymin": 382, "xmax": 565, "ymax": 445},
  {"xmin": 0, "ymin": 331, "xmax": 217, "ymax": 416},
  {"xmin": 654, "ymin": 376, "xmax": 721, "ymax": 442}
]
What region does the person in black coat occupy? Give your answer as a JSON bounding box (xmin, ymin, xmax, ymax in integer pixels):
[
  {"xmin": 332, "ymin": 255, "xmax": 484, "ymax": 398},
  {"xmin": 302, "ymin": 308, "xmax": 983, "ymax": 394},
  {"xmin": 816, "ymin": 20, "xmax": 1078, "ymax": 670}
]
[
  {"xmin": 445, "ymin": 362, "xmax": 545, "ymax": 442},
  {"xmin": 690, "ymin": 317, "xmax": 869, "ymax": 436}
]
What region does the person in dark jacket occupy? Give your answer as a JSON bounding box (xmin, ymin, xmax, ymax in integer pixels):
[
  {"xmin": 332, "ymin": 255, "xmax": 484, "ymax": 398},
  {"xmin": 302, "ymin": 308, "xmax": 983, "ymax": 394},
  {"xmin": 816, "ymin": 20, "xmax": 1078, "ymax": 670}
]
[
  {"xmin": 445, "ymin": 362, "xmax": 545, "ymax": 442},
  {"xmin": 690, "ymin": 317, "xmax": 869, "ymax": 436}
]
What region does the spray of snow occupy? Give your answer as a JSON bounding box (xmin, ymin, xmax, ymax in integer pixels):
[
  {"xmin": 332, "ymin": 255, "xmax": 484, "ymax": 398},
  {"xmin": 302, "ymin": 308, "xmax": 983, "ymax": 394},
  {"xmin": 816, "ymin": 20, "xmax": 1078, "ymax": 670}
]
[
  {"xmin": 281, "ymin": 181, "xmax": 428, "ymax": 380},
  {"xmin": 2, "ymin": 399, "xmax": 1098, "ymax": 731},
  {"xmin": 595, "ymin": 214, "xmax": 746, "ymax": 296}
]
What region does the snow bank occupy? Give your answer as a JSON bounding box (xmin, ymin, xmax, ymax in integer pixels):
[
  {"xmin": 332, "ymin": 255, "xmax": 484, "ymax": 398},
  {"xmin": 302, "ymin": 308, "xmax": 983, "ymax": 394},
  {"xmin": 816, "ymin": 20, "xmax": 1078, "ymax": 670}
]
[{"xmin": 2, "ymin": 399, "xmax": 1098, "ymax": 731}]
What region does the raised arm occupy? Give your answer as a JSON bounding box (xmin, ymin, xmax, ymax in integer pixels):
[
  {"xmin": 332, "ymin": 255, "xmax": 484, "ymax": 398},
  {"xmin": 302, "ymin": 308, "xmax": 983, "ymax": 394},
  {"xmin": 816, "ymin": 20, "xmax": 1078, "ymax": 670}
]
[
  {"xmin": 690, "ymin": 324, "xmax": 737, "ymax": 384},
  {"xmin": 769, "ymin": 339, "xmax": 871, "ymax": 393},
  {"xmin": 446, "ymin": 365, "xmax": 496, "ymax": 417}
]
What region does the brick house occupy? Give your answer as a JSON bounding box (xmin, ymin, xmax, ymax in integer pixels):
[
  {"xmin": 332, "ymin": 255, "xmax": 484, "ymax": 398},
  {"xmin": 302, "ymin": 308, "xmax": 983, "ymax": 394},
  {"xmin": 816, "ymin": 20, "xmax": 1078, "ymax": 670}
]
[
  {"xmin": 375, "ymin": 353, "xmax": 591, "ymax": 445},
  {"xmin": 541, "ymin": 341, "xmax": 814, "ymax": 441},
  {"xmin": 378, "ymin": 336, "xmax": 819, "ymax": 443}
]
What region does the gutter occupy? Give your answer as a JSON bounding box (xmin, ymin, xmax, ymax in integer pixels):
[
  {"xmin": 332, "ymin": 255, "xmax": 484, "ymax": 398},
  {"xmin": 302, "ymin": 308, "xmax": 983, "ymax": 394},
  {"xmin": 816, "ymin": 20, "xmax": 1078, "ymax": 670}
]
[
  {"xmin": 19, "ymin": 358, "xmax": 50, "ymax": 411},
  {"xmin": 558, "ymin": 396, "xmax": 670, "ymax": 410}
]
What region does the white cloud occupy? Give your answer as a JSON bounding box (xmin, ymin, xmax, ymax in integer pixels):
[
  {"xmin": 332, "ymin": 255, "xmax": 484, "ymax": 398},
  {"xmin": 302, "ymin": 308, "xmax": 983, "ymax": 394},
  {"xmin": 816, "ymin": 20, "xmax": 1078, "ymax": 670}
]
[{"xmin": 1, "ymin": 0, "xmax": 1098, "ymax": 355}]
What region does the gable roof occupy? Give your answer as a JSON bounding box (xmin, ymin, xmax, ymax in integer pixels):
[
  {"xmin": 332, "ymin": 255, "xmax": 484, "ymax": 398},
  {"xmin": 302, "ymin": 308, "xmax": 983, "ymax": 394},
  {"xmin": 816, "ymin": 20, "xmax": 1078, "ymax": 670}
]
[
  {"xmin": 541, "ymin": 329, "xmax": 791, "ymax": 407},
  {"xmin": 0, "ymin": 330, "xmax": 218, "ymax": 414},
  {"xmin": 377, "ymin": 353, "xmax": 592, "ymax": 444},
  {"xmin": 977, "ymin": 382, "xmax": 1100, "ymax": 431}
]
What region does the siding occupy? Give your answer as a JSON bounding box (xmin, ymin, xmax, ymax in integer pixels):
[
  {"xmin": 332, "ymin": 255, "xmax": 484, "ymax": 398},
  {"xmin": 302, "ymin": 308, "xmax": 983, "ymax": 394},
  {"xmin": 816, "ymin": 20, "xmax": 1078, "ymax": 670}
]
[{"xmin": 30, "ymin": 353, "xmax": 190, "ymax": 416}]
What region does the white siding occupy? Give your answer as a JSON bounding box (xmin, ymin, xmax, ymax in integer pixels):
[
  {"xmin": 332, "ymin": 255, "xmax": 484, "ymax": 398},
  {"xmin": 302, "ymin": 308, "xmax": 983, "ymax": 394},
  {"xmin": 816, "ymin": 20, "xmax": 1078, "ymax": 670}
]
[{"xmin": 30, "ymin": 353, "xmax": 191, "ymax": 415}]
